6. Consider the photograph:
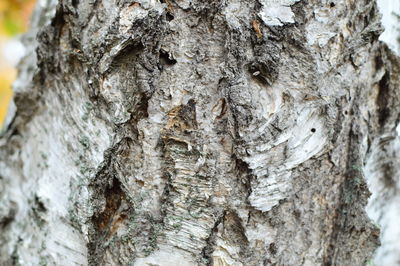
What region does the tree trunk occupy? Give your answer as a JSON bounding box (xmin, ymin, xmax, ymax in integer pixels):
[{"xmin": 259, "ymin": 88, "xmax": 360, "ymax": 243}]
[{"xmin": 1, "ymin": 0, "xmax": 399, "ymax": 265}]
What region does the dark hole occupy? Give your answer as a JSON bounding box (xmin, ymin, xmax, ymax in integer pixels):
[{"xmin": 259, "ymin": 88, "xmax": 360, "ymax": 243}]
[
  {"xmin": 92, "ymin": 178, "xmax": 124, "ymax": 232},
  {"xmin": 72, "ymin": 0, "xmax": 79, "ymax": 7},
  {"xmin": 71, "ymin": 39, "xmax": 80, "ymax": 49},
  {"xmin": 330, "ymin": 2, "xmax": 335, "ymax": 7},
  {"xmin": 311, "ymin": 128, "xmax": 316, "ymax": 133},
  {"xmin": 248, "ymin": 64, "xmax": 270, "ymax": 86},
  {"xmin": 166, "ymin": 12, "xmax": 174, "ymax": 21},
  {"xmin": 159, "ymin": 50, "xmax": 177, "ymax": 66},
  {"xmin": 35, "ymin": 196, "xmax": 47, "ymax": 213},
  {"xmin": 377, "ymin": 72, "xmax": 391, "ymax": 127},
  {"xmin": 269, "ymin": 243, "xmax": 277, "ymax": 255},
  {"xmin": 375, "ymin": 55, "xmax": 384, "ymax": 69},
  {"xmin": 111, "ymin": 42, "xmax": 144, "ymax": 70},
  {"xmin": 347, "ymin": 21, "xmax": 352, "ymax": 28},
  {"xmin": 344, "ymin": 111, "xmax": 348, "ymax": 115}
]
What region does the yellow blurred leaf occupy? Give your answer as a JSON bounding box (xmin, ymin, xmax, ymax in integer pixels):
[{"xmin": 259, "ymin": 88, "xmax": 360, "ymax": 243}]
[
  {"xmin": 0, "ymin": 68, "xmax": 16, "ymax": 126},
  {"xmin": 0, "ymin": 0, "xmax": 36, "ymax": 127}
]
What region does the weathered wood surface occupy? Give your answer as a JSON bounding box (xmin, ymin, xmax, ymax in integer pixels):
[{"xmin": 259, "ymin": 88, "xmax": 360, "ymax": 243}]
[{"xmin": 1, "ymin": 0, "xmax": 399, "ymax": 265}]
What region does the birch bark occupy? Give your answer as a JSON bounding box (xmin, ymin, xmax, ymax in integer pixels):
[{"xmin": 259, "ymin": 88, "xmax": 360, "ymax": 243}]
[{"xmin": 0, "ymin": 0, "xmax": 399, "ymax": 265}]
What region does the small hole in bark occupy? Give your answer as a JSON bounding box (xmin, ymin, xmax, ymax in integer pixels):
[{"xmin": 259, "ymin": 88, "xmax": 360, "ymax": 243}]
[
  {"xmin": 166, "ymin": 12, "xmax": 174, "ymax": 21},
  {"xmin": 72, "ymin": 0, "xmax": 79, "ymax": 7},
  {"xmin": 311, "ymin": 128, "xmax": 316, "ymax": 133},
  {"xmin": 248, "ymin": 63, "xmax": 273, "ymax": 86},
  {"xmin": 269, "ymin": 243, "xmax": 277, "ymax": 255},
  {"xmin": 160, "ymin": 0, "xmax": 174, "ymax": 21},
  {"xmin": 159, "ymin": 50, "xmax": 177, "ymax": 66},
  {"xmin": 330, "ymin": 2, "xmax": 335, "ymax": 7},
  {"xmin": 136, "ymin": 180, "xmax": 145, "ymax": 186},
  {"xmin": 344, "ymin": 110, "xmax": 348, "ymax": 115}
]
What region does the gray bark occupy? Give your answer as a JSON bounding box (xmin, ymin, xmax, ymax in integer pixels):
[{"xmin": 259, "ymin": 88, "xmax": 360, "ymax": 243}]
[
  {"xmin": 366, "ymin": 2, "xmax": 400, "ymax": 265},
  {"xmin": 0, "ymin": 0, "xmax": 399, "ymax": 265}
]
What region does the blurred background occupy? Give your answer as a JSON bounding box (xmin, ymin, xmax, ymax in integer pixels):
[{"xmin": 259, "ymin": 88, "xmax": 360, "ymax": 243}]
[{"xmin": 0, "ymin": 0, "xmax": 35, "ymax": 127}]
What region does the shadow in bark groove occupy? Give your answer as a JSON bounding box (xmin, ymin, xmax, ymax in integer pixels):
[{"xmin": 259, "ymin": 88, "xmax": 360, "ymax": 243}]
[
  {"xmin": 91, "ymin": 177, "xmax": 126, "ymax": 233},
  {"xmin": 377, "ymin": 72, "xmax": 391, "ymax": 128},
  {"xmin": 323, "ymin": 123, "xmax": 379, "ymax": 265},
  {"xmin": 200, "ymin": 211, "xmax": 225, "ymax": 265}
]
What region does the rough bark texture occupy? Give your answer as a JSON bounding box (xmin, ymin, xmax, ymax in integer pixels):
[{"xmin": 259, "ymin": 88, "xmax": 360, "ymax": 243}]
[{"xmin": 0, "ymin": 0, "xmax": 399, "ymax": 265}]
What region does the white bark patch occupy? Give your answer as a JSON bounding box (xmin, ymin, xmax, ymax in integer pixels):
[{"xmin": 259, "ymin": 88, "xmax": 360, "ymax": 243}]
[
  {"xmin": 249, "ymin": 171, "xmax": 292, "ymax": 212},
  {"xmin": 365, "ymin": 134, "xmax": 400, "ymax": 266},
  {"xmin": 46, "ymin": 221, "xmax": 88, "ymax": 265},
  {"xmin": 212, "ymin": 241, "xmax": 243, "ymax": 266},
  {"xmin": 1, "ymin": 75, "xmax": 113, "ymax": 264},
  {"xmin": 258, "ymin": 0, "xmax": 302, "ymax": 26},
  {"xmin": 306, "ymin": 6, "xmax": 336, "ymax": 47},
  {"xmin": 223, "ymin": 0, "xmax": 252, "ymax": 29},
  {"xmin": 245, "ymin": 222, "xmax": 275, "ymax": 249},
  {"xmin": 134, "ymin": 245, "xmax": 197, "ymax": 265},
  {"xmin": 102, "ymin": 74, "xmax": 131, "ymax": 124},
  {"xmin": 244, "ymin": 104, "xmax": 328, "ymax": 212}
]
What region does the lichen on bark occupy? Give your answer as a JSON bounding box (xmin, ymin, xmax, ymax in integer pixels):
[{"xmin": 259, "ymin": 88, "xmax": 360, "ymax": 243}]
[{"xmin": 1, "ymin": 0, "xmax": 399, "ymax": 265}]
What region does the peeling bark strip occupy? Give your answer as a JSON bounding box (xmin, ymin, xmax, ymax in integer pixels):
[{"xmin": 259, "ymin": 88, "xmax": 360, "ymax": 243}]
[
  {"xmin": 1, "ymin": 0, "xmax": 400, "ymax": 265},
  {"xmin": 258, "ymin": 0, "xmax": 302, "ymax": 26}
]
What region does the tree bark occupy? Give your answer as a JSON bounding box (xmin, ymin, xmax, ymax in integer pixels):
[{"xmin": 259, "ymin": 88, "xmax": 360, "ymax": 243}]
[{"xmin": 0, "ymin": 0, "xmax": 399, "ymax": 265}]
